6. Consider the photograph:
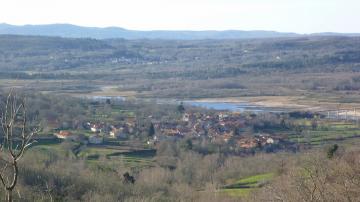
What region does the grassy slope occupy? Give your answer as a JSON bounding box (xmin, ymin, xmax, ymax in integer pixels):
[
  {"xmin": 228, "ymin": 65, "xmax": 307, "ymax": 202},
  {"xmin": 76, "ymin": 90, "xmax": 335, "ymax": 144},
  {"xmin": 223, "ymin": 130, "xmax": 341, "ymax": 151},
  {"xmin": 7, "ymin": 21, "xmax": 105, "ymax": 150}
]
[{"xmin": 220, "ymin": 173, "xmax": 275, "ymax": 197}]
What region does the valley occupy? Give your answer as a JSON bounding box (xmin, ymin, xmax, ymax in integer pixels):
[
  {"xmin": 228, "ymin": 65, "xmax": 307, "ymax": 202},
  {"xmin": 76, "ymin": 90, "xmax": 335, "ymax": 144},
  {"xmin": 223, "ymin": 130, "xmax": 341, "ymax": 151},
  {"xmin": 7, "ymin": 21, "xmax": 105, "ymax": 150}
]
[{"xmin": 0, "ymin": 34, "xmax": 360, "ymax": 201}]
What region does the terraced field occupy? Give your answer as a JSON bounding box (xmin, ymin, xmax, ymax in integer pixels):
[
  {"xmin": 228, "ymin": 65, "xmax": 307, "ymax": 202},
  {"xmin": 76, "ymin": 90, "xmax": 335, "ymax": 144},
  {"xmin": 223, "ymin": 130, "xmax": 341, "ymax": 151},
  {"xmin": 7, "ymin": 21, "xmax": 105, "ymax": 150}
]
[
  {"xmin": 289, "ymin": 120, "xmax": 360, "ymax": 146},
  {"xmin": 79, "ymin": 146, "xmax": 156, "ymax": 168},
  {"xmin": 220, "ymin": 173, "xmax": 275, "ymax": 197},
  {"xmin": 30, "ymin": 135, "xmax": 156, "ymax": 169}
]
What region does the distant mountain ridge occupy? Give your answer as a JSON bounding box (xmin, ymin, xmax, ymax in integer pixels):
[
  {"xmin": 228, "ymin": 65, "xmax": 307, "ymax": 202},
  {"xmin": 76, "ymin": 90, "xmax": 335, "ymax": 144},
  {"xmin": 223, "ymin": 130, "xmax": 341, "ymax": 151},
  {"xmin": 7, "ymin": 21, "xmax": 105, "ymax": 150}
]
[
  {"xmin": 0, "ymin": 23, "xmax": 359, "ymax": 40},
  {"xmin": 0, "ymin": 23, "xmax": 299, "ymax": 40}
]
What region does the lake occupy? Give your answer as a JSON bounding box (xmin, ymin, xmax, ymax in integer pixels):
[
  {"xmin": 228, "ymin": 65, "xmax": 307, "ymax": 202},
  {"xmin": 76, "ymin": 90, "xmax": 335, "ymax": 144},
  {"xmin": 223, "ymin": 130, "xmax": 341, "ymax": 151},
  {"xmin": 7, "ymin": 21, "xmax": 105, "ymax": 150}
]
[
  {"xmin": 183, "ymin": 101, "xmax": 286, "ymax": 113},
  {"xmin": 87, "ymin": 96, "xmax": 287, "ymax": 113}
]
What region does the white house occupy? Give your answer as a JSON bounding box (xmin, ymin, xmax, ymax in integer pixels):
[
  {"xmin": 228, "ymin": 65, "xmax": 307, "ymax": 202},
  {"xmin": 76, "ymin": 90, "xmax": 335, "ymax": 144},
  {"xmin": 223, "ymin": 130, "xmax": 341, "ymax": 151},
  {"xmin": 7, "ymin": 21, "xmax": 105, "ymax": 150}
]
[
  {"xmin": 109, "ymin": 127, "xmax": 128, "ymax": 139},
  {"xmin": 90, "ymin": 124, "xmax": 101, "ymax": 133},
  {"xmin": 182, "ymin": 113, "xmax": 190, "ymax": 122},
  {"xmin": 266, "ymin": 138, "xmax": 275, "ymax": 144},
  {"xmin": 109, "ymin": 130, "xmax": 116, "ymax": 138}
]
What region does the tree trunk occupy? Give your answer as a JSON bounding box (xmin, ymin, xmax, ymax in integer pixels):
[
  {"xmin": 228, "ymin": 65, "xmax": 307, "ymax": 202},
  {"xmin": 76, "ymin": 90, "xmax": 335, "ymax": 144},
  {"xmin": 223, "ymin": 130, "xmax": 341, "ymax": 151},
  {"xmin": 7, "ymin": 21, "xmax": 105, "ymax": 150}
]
[{"xmin": 6, "ymin": 189, "xmax": 12, "ymax": 202}]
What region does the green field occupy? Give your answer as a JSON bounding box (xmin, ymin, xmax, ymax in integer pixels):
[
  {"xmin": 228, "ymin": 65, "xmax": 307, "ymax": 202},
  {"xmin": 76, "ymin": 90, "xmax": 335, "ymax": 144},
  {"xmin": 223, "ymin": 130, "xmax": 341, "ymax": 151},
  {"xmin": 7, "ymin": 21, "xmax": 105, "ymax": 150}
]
[
  {"xmin": 75, "ymin": 144, "xmax": 156, "ymax": 169},
  {"xmin": 288, "ymin": 120, "xmax": 360, "ymax": 146},
  {"xmin": 30, "ymin": 136, "xmax": 156, "ymax": 169},
  {"xmin": 220, "ymin": 173, "xmax": 274, "ymax": 197}
]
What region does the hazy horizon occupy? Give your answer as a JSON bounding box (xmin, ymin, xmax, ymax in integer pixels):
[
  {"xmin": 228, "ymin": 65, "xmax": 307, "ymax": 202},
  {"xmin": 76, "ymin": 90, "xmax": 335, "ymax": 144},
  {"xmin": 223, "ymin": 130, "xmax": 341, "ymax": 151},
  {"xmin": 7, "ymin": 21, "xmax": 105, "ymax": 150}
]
[
  {"xmin": 1, "ymin": 0, "xmax": 360, "ymax": 34},
  {"xmin": 1, "ymin": 22, "xmax": 359, "ymax": 35}
]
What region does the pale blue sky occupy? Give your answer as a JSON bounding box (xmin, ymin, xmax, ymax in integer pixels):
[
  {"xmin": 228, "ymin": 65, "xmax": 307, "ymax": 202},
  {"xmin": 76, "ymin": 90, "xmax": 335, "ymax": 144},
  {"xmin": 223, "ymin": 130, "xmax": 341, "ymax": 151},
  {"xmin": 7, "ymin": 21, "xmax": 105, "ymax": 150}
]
[{"xmin": 0, "ymin": 0, "xmax": 359, "ymax": 33}]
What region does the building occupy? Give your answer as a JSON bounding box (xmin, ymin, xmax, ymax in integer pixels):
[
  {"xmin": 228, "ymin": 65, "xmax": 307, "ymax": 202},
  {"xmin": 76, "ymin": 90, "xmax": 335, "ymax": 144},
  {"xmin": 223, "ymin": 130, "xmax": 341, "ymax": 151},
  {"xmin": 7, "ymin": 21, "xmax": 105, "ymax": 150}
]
[
  {"xmin": 55, "ymin": 131, "xmax": 72, "ymax": 139},
  {"xmin": 109, "ymin": 127, "xmax": 128, "ymax": 139},
  {"xmin": 237, "ymin": 138, "xmax": 259, "ymax": 149},
  {"xmin": 90, "ymin": 124, "xmax": 102, "ymax": 133},
  {"xmin": 266, "ymin": 137, "xmax": 275, "ymax": 144},
  {"xmin": 182, "ymin": 113, "xmax": 190, "ymax": 122}
]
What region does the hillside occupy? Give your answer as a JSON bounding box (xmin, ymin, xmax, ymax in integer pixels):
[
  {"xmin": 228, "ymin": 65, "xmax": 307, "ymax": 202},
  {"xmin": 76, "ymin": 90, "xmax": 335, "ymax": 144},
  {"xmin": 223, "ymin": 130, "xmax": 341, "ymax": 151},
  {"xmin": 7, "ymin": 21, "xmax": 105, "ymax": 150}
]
[
  {"xmin": 1, "ymin": 28, "xmax": 360, "ymax": 202},
  {"xmin": 0, "ymin": 35, "xmax": 360, "ymax": 100}
]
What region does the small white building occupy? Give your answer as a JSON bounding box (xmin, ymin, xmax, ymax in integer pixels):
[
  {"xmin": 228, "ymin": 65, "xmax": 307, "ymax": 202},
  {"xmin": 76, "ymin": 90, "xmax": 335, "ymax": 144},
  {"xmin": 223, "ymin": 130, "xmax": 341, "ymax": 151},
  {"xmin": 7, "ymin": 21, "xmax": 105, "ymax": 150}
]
[
  {"xmin": 109, "ymin": 130, "xmax": 116, "ymax": 138},
  {"xmin": 109, "ymin": 127, "xmax": 128, "ymax": 139},
  {"xmin": 266, "ymin": 138, "xmax": 275, "ymax": 144},
  {"xmin": 182, "ymin": 113, "xmax": 190, "ymax": 122},
  {"xmin": 218, "ymin": 113, "xmax": 229, "ymax": 121},
  {"xmin": 90, "ymin": 124, "xmax": 101, "ymax": 133}
]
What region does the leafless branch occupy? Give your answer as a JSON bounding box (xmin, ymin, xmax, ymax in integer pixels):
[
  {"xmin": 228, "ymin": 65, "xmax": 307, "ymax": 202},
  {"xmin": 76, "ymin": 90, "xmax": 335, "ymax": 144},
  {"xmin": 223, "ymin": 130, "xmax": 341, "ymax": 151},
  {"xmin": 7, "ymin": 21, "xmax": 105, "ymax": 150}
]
[{"xmin": 0, "ymin": 91, "xmax": 37, "ymax": 202}]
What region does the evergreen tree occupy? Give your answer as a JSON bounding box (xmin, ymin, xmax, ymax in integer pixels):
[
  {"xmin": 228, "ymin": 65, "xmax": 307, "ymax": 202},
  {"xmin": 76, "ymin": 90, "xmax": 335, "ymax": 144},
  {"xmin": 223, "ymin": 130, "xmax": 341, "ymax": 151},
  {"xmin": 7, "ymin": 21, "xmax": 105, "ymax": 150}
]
[
  {"xmin": 148, "ymin": 122, "xmax": 155, "ymax": 137},
  {"xmin": 177, "ymin": 102, "xmax": 185, "ymax": 113}
]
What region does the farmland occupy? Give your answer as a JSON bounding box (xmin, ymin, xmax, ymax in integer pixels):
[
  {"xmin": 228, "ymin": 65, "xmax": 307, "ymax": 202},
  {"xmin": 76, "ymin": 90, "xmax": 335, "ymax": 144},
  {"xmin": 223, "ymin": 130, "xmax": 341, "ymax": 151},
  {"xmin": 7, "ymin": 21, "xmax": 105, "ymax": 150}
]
[{"xmin": 1, "ymin": 34, "xmax": 360, "ymax": 201}]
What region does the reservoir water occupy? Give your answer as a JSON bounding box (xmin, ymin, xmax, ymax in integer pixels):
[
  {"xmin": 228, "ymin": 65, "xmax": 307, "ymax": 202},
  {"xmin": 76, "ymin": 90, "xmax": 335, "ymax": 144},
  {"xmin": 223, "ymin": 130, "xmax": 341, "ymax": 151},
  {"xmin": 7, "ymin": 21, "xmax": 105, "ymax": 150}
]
[
  {"xmin": 87, "ymin": 96, "xmax": 286, "ymax": 113},
  {"xmin": 183, "ymin": 101, "xmax": 285, "ymax": 113}
]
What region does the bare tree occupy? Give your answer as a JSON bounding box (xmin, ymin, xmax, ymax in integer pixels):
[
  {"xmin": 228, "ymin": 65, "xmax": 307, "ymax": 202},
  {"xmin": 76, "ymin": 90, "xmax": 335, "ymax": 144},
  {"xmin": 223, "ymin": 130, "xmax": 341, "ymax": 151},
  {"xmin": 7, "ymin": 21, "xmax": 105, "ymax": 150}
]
[{"xmin": 0, "ymin": 91, "xmax": 38, "ymax": 202}]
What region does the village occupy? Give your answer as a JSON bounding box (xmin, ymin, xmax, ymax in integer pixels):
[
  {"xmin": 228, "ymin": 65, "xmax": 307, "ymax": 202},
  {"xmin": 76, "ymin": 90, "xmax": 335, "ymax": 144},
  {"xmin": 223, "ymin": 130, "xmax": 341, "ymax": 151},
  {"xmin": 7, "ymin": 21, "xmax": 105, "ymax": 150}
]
[{"xmin": 51, "ymin": 108, "xmax": 285, "ymax": 151}]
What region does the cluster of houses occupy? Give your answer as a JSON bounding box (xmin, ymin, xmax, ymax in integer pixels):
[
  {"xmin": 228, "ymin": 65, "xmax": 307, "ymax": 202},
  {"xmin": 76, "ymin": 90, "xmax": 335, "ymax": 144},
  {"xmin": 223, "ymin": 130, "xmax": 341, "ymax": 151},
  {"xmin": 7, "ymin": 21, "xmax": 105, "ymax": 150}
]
[
  {"xmin": 53, "ymin": 110, "xmax": 282, "ymax": 149},
  {"xmin": 236, "ymin": 134, "xmax": 277, "ymax": 149},
  {"xmin": 54, "ymin": 129, "xmax": 104, "ymax": 145},
  {"xmin": 151, "ymin": 112, "xmax": 282, "ymax": 149},
  {"xmin": 54, "ymin": 119, "xmax": 136, "ymax": 145}
]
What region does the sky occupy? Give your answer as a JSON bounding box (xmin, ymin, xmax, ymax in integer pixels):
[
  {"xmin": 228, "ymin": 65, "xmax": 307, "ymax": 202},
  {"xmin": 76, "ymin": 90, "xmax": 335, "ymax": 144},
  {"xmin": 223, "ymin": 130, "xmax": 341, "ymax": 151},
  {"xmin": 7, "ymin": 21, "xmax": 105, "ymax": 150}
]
[{"xmin": 0, "ymin": 0, "xmax": 359, "ymax": 33}]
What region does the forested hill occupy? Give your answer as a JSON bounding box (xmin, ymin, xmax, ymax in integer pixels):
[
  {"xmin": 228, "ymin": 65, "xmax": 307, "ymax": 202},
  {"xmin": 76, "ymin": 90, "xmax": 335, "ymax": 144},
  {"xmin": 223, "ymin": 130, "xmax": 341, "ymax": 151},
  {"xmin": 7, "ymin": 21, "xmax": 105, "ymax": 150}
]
[
  {"xmin": 1, "ymin": 34, "xmax": 360, "ymax": 98},
  {"xmin": 1, "ymin": 34, "xmax": 360, "ymax": 73}
]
